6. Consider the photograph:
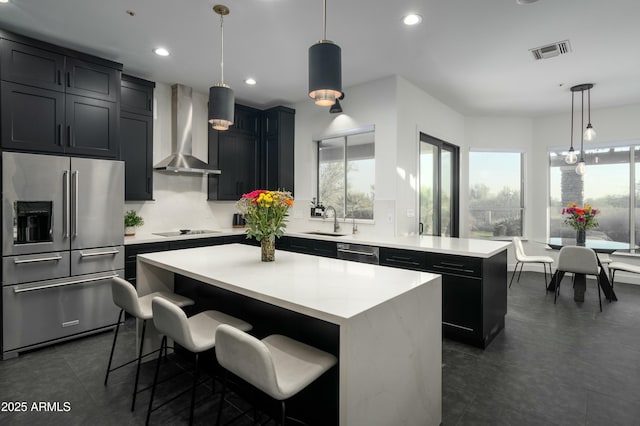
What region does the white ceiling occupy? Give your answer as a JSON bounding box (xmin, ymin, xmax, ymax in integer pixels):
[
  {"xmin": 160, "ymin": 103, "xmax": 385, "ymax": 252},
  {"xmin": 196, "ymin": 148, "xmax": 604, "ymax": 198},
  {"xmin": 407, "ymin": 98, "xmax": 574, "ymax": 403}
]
[{"xmin": 1, "ymin": 0, "xmax": 639, "ymax": 116}]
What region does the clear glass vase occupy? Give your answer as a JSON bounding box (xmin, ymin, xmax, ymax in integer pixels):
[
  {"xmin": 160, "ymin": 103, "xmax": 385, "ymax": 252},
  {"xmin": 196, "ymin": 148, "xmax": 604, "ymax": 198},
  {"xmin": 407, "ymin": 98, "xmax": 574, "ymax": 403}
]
[{"xmin": 261, "ymin": 235, "xmax": 276, "ymax": 262}]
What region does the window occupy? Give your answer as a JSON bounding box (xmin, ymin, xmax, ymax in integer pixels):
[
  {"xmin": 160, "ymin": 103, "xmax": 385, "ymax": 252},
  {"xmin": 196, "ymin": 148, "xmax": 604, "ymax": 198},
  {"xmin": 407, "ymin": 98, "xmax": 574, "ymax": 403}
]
[
  {"xmin": 469, "ymin": 151, "xmax": 524, "ymax": 238},
  {"xmin": 317, "ymin": 130, "xmax": 375, "ymax": 219},
  {"xmin": 549, "ymin": 144, "xmax": 633, "ymax": 243}
]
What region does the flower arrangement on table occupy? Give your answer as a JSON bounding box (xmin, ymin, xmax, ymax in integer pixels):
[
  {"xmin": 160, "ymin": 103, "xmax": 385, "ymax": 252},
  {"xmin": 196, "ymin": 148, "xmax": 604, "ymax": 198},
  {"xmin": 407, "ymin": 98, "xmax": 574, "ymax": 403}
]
[
  {"xmin": 236, "ymin": 190, "xmax": 294, "ymax": 261},
  {"xmin": 562, "ymin": 203, "xmax": 599, "ymax": 244}
]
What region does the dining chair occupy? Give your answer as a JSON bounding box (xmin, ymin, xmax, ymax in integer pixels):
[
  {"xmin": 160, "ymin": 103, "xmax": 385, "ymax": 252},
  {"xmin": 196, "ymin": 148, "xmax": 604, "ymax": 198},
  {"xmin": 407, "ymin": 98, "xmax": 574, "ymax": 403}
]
[
  {"xmin": 554, "ymin": 246, "xmax": 602, "ymax": 311},
  {"xmin": 510, "ymin": 237, "xmax": 554, "ymax": 289},
  {"xmin": 607, "ymin": 262, "xmax": 640, "ymax": 288}
]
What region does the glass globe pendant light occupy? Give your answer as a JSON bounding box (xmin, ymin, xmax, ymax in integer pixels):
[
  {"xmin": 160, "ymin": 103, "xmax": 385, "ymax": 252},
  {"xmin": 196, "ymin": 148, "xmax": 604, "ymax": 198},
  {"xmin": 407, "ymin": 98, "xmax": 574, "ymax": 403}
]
[
  {"xmin": 208, "ymin": 5, "xmax": 234, "ymax": 131},
  {"xmin": 565, "ymin": 90, "xmax": 577, "ymax": 165},
  {"xmin": 583, "ymin": 86, "xmax": 596, "ymax": 141}
]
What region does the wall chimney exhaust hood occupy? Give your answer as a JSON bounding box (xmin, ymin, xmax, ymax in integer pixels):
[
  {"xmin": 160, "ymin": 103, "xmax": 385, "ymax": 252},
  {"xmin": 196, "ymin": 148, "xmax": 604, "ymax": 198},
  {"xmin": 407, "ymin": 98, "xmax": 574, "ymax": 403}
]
[{"xmin": 154, "ymin": 84, "xmax": 221, "ymax": 175}]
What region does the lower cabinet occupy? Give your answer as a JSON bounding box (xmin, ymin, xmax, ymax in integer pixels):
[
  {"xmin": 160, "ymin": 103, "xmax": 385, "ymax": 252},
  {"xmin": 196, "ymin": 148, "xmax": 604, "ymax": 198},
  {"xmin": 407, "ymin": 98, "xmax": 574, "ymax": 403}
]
[
  {"xmin": 380, "ymin": 247, "xmax": 507, "ymax": 349},
  {"xmin": 277, "ymin": 236, "xmax": 337, "ymax": 258}
]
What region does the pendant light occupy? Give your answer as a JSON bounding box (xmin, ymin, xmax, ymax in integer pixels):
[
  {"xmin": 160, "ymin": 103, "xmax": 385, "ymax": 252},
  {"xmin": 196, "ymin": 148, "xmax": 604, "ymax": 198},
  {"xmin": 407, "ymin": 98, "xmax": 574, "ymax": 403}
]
[
  {"xmin": 583, "ymin": 86, "xmax": 596, "ymax": 141},
  {"xmin": 308, "ymin": 0, "xmax": 342, "ymax": 106},
  {"xmin": 573, "ymin": 84, "xmax": 592, "ymax": 176},
  {"xmin": 208, "ymin": 5, "xmax": 234, "ymax": 131},
  {"xmin": 564, "ymin": 90, "xmax": 577, "ymax": 165}
]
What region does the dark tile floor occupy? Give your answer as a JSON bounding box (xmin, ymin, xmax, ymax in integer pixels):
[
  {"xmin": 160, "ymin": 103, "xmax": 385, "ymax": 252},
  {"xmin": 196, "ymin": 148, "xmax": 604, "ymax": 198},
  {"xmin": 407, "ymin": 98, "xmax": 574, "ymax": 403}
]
[{"xmin": 1, "ymin": 271, "xmax": 640, "ymax": 425}]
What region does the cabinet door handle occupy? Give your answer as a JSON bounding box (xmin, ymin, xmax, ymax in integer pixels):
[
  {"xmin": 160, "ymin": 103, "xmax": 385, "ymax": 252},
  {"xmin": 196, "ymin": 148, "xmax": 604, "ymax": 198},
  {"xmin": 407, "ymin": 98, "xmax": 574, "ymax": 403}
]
[
  {"xmin": 148, "ymin": 99, "xmax": 152, "ymax": 111},
  {"xmin": 432, "ymin": 264, "xmax": 475, "ymax": 274},
  {"xmin": 67, "ymin": 125, "xmax": 72, "ymax": 147},
  {"xmin": 66, "ymin": 72, "xmax": 71, "ymax": 87},
  {"xmin": 79, "ymin": 249, "xmax": 119, "ymax": 257},
  {"xmin": 57, "ymin": 70, "xmax": 61, "ymax": 85}
]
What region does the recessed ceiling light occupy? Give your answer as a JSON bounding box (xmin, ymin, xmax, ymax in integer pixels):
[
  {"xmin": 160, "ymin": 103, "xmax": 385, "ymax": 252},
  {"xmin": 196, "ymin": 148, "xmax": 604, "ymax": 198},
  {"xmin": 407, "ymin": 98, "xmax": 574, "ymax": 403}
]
[
  {"xmin": 153, "ymin": 47, "xmax": 170, "ymax": 57},
  {"xmin": 516, "ymin": 0, "xmax": 539, "ymax": 4},
  {"xmin": 245, "ymin": 78, "xmax": 257, "ymax": 86},
  {"xmin": 402, "ymin": 14, "xmax": 422, "ymax": 26}
]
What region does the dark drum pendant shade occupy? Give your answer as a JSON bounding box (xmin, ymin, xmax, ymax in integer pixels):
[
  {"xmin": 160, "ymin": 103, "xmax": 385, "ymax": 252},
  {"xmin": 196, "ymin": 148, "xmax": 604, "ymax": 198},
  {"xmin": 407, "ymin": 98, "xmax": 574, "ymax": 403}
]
[
  {"xmin": 309, "ymin": 41, "xmax": 342, "ymax": 106},
  {"xmin": 208, "ymin": 84, "xmax": 234, "ymax": 131}
]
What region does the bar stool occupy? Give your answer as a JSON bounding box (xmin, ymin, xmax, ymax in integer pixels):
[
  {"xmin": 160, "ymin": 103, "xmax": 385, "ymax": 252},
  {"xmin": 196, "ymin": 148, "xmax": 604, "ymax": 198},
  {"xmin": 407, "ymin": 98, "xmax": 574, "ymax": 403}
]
[
  {"xmin": 146, "ymin": 297, "xmax": 252, "ymax": 426},
  {"xmin": 104, "ymin": 277, "xmax": 195, "ymax": 411},
  {"xmin": 214, "ymin": 324, "xmax": 337, "ymax": 426}
]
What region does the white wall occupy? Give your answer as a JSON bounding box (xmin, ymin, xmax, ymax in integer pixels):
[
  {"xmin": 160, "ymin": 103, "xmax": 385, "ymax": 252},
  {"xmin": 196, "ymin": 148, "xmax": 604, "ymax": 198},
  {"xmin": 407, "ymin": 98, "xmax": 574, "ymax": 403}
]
[{"xmin": 288, "ymin": 75, "xmax": 398, "ymax": 236}]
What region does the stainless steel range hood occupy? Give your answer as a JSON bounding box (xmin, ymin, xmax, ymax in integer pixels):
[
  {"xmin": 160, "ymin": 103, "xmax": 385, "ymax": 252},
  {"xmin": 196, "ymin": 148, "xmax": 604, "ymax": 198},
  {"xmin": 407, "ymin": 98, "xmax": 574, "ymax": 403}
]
[{"xmin": 154, "ymin": 84, "xmax": 221, "ymax": 175}]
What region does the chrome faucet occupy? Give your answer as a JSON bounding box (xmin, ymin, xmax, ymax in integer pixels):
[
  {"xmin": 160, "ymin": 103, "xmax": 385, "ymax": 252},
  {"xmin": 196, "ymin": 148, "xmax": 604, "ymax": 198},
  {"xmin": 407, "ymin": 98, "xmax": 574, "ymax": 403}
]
[{"xmin": 322, "ymin": 205, "xmax": 341, "ymax": 233}]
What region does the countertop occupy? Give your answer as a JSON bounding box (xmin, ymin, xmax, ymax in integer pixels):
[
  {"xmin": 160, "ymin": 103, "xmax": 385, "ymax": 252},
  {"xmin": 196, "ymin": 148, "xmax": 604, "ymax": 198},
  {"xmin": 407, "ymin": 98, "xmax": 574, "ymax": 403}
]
[
  {"xmin": 127, "ymin": 228, "xmax": 510, "ymax": 258},
  {"xmin": 137, "ymin": 244, "xmax": 440, "ymax": 324}
]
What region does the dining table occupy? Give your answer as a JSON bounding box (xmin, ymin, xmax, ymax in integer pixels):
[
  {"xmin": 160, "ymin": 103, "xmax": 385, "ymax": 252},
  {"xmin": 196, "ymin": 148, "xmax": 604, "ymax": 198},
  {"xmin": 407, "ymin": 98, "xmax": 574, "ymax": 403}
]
[{"xmin": 545, "ymin": 238, "xmax": 637, "ymax": 302}]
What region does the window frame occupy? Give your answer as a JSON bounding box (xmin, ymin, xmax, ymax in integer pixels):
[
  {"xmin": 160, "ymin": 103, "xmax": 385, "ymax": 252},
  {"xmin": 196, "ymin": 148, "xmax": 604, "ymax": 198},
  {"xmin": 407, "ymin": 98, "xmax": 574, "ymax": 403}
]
[
  {"xmin": 315, "ymin": 126, "xmax": 375, "ymax": 221},
  {"xmin": 468, "ymin": 149, "xmax": 525, "ymax": 239}
]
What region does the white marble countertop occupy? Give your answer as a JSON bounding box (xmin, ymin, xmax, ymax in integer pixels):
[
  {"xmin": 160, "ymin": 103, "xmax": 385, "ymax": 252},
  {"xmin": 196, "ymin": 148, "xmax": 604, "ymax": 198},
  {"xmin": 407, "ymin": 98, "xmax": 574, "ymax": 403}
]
[
  {"xmin": 137, "ymin": 244, "xmax": 440, "ymax": 324},
  {"xmin": 127, "ymin": 228, "xmax": 510, "ymax": 258}
]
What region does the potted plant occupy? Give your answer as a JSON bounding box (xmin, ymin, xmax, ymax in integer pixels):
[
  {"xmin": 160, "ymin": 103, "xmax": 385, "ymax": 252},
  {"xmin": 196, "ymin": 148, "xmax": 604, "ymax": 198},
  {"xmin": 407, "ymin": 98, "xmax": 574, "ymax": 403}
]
[{"xmin": 124, "ymin": 210, "xmax": 144, "ymax": 236}]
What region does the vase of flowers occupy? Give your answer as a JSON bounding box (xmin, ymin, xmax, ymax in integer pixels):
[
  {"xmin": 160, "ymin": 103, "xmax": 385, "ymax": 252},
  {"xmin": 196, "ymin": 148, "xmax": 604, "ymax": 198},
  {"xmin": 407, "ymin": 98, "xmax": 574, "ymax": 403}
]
[
  {"xmin": 236, "ymin": 190, "xmax": 294, "ymax": 262},
  {"xmin": 561, "ymin": 203, "xmax": 599, "ymax": 246}
]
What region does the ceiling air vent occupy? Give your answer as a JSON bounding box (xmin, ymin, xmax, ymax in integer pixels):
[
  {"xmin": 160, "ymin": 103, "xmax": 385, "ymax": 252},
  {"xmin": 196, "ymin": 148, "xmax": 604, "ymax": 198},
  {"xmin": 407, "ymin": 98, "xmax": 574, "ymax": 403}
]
[{"xmin": 530, "ymin": 40, "xmax": 572, "ymax": 60}]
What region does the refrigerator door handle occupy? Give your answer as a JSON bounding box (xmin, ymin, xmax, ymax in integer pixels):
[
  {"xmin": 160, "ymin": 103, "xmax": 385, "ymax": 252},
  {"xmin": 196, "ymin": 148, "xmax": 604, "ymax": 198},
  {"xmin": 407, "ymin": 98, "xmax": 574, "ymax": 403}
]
[
  {"xmin": 72, "ymin": 170, "xmax": 79, "ymax": 237},
  {"xmin": 79, "ymin": 249, "xmax": 119, "ymax": 258},
  {"xmin": 63, "ymin": 170, "xmax": 70, "ymax": 238},
  {"xmin": 13, "ymin": 274, "xmax": 119, "ymax": 293}
]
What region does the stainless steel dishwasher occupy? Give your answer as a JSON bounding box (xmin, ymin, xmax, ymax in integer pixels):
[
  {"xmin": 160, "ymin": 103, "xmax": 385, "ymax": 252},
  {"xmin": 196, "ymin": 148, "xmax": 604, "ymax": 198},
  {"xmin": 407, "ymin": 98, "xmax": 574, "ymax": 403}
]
[{"xmin": 336, "ymin": 243, "xmax": 380, "ymax": 264}]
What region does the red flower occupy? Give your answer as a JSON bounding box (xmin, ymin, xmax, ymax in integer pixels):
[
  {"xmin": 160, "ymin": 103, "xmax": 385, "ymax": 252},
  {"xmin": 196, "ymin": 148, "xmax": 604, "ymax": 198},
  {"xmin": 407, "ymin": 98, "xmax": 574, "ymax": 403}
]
[{"xmin": 242, "ymin": 189, "xmax": 266, "ymax": 200}]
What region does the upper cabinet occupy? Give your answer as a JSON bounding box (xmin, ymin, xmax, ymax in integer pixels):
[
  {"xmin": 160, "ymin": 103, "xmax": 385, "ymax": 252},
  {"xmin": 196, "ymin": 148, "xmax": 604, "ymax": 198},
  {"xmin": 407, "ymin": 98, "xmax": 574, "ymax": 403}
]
[
  {"xmin": 120, "ymin": 75, "xmax": 155, "ymax": 201},
  {"xmin": 0, "ymin": 32, "xmax": 122, "ymax": 159},
  {"xmin": 208, "ymin": 104, "xmax": 295, "ymax": 201},
  {"xmin": 262, "ymin": 106, "xmax": 295, "ymax": 193}
]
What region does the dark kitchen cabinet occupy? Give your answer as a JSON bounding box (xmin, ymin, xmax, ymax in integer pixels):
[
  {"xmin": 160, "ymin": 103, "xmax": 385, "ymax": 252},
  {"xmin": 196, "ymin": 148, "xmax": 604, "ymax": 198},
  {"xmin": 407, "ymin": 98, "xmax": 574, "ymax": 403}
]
[
  {"xmin": 262, "ymin": 106, "xmax": 295, "ymax": 193},
  {"xmin": 65, "ymin": 94, "xmax": 118, "ymax": 158},
  {"xmin": 121, "ymin": 74, "xmax": 154, "ymax": 116},
  {"xmin": 277, "ymin": 236, "xmax": 337, "ymax": 258},
  {"xmin": 120, "ymin": 75, "xmax": 155, "ymax": 200},
  {"xmin": 0, "ymin": 81, "xmax": 66, "ymax": 153},
  {"xmin": 0, "ymin": 31, "xmax": 122, "ymax": 159},
  {"xmin": 380, "ymin": 248, "xmax": 507, "ymax": 349},
  {"xmin": 208, "ymin": 104, "xmax": 295, "ymax": 200},
  {"xmin": 208, "ymin": 104, "xmax": 261, "ymax": 201}
]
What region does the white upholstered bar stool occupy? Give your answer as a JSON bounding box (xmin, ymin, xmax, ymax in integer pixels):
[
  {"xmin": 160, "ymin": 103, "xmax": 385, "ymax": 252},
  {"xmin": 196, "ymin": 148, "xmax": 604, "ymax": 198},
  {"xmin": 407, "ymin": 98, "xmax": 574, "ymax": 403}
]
[
  {"xmin": 104, "ymin": 276, "xmax": 194, "ymax": 411},
  {"xmin": 608, "ymin": 262, "xmax": 640, "ymax": 288},
  {"xmin": 146, "ymin": 297, "xmax": 252, "ymax": 426},
  {"xmin": 554, "ymin": 246, "xmax": 602, "ymax": 311},
  {"xmin": 214, "ymin": 324, "xmax": 337, "ymax": 426},
  {"xmin": 510, "ymin": 237, "xmax": 555, "ymax": 289}
]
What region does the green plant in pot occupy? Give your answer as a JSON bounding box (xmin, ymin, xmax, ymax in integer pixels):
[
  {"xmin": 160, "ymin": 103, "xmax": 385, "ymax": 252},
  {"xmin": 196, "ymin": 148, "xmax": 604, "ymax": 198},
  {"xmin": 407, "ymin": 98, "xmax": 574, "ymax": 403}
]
[{"xmin": 124, "ymin": 210, "xmax": 144, "ymax": 236}]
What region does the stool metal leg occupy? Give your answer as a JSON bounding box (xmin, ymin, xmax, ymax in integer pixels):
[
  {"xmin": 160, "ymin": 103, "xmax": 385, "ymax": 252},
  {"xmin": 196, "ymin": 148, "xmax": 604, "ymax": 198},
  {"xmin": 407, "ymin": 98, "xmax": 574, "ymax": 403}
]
[
  {"xmin": 189, "ymin": 353, "xmax": 200, "ymax": 426},
  {"xmin": 104, "ymin": 309, "xmax": 124, "ymax": 386},
  {"xmin": 509, "ymin": 262, "xmax": 521, "ymax": 287},
  {"xmin": 281, "ymin": 401, "xmax": 286, "ymax": 426},
  {"xmin": 596, "ymin": 277, "xmax": 602, "ymax": 312},
  {"xmin": 131, "ymin": 319, "xmax": 147, "ymax": 411},
  {"xmin": 215, "ymin": 371, "xmax": 228, "ymax": 426},
  {"xmin": 145, "ymin": 335, "xmax": 167, "ymax": 426}
]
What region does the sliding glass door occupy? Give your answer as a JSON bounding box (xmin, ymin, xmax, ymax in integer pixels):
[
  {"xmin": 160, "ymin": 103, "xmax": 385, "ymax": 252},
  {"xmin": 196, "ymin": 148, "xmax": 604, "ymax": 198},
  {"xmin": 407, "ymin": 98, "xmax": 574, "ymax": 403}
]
[{"xmin": 419, "ymin": 133, "xmax": 459, "ymax": 236}]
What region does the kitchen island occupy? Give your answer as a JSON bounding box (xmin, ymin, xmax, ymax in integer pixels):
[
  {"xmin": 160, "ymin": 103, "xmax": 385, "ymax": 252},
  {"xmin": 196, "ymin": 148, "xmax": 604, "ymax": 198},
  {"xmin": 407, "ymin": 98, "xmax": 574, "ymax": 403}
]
[{"xmin": 137, "ymin": 243, "xmax": 442, "ymax": 426}]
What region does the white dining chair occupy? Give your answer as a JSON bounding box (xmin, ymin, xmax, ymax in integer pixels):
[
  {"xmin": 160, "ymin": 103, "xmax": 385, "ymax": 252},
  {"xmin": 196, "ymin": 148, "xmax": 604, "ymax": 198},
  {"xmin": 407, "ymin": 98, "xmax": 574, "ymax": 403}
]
[
  {"xmin": 607, "ymin": 262, "xmax": 640, "ymax": 288},
  {"xmin": 554, "ymin": 246, "xmax": 602, "ymax": 311},
  {"xmin": 510, "ymin": 237, "xmax": 554, "ymax": 289}
]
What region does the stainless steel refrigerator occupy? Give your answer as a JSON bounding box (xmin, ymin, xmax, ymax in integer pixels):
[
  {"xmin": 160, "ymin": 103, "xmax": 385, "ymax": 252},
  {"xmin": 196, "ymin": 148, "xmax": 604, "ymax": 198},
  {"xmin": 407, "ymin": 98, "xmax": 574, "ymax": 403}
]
[{"xmin": 2, "ymin": 151, "xmax": 124, "ymax": 359}]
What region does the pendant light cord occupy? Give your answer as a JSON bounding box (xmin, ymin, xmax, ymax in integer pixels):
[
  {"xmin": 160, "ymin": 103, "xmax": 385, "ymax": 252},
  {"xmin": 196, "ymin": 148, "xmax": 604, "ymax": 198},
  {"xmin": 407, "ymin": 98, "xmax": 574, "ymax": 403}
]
[
  {"xmin": 323, "ymin": 0, "xmax": 327, "ymax": 40},
  {"xmin": 580, "ymin": 90, "xmax": 584, "ymax": 161},
  {"xmin": 570, "ymin": 91, "xmax": 574, "ymax": 150},
  {"xmin": 220, "ymin": 14, "xmax": 225, "ymax": 84}
]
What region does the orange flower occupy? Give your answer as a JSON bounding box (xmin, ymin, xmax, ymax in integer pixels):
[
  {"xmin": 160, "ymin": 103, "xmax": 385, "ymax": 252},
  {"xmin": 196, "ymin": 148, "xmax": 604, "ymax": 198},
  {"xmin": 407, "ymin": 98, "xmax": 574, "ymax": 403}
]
[
  {"xmin": 284, "ymin": 199, "xmax": 294, "ymax": 207},
  {"xmin": 574, "ymin": 208, "xmax": 585, "ymax": 215}
]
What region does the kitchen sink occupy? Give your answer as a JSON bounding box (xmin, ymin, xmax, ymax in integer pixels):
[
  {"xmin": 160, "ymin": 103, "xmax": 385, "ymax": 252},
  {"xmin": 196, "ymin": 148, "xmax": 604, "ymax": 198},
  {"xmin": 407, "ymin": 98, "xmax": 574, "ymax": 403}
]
[
  {"xmin": 153, "ymin": 229, "xmax": 220, "ymax": 237},
  {"xmin": 302, "ymin": 231, "xmax": 349, "ymax": 237}
]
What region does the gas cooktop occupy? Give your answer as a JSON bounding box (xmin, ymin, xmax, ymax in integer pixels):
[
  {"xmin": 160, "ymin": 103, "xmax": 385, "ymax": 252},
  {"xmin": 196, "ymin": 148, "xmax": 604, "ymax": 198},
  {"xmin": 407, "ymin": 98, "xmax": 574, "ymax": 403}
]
[{"xmin": 152, "ymin": 229, "xmax": 220, "ymax": 237}]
